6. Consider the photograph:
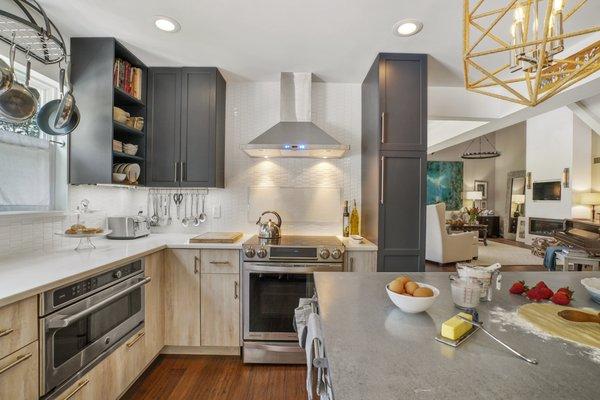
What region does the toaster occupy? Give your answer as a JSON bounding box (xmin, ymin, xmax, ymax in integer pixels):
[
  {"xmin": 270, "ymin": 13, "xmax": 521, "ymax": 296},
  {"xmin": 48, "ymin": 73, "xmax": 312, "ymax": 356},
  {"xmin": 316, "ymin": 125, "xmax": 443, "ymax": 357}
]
[{"xmin": 107, "ymin": 216, "xmax": 150, "ymax": 239}]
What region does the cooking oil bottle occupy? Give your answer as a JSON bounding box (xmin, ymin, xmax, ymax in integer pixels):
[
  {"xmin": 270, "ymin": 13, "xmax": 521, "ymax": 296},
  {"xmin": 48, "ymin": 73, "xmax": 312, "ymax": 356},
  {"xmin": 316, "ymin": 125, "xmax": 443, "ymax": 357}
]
[{"xmin": 350, "ymin": 200, "xmax": 359, "ymax": 235}]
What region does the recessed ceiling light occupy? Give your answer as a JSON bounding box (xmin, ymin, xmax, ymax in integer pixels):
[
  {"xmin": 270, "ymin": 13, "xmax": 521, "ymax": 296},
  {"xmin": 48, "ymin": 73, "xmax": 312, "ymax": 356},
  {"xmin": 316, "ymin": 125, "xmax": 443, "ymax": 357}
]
[
  {"xmin": 393, "ymin": 19, "xmax": 423, "ymax": 37},
  {"xmin": 154, "ymin": 16, "xmax": 181, "ymax": 32}
]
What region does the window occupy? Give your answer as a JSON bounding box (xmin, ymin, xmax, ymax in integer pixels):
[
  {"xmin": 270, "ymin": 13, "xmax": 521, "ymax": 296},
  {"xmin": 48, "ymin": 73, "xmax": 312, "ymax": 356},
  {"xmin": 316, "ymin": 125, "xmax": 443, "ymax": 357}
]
[{"xmin": 0, "ymin": 55, "xmax": 63, "ymax": 212}]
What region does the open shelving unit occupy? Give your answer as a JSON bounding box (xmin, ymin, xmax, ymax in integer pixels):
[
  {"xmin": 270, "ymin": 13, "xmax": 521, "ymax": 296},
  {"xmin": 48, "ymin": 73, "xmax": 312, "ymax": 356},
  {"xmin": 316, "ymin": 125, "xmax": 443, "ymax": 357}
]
[{"xmin": 69, "ymin": 38, "xmax": 147, "ymax": 185}]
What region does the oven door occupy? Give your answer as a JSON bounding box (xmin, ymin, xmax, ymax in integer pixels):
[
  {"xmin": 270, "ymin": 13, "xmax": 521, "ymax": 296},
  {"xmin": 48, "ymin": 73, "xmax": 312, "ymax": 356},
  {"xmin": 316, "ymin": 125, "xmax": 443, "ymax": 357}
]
[
  {"xmin": 243, "ymin": 263, "xmax": 342, "ymax": 341},
  {"xmin": 41, "ymin": 272, "xmax": 150, "ymax": 395}
]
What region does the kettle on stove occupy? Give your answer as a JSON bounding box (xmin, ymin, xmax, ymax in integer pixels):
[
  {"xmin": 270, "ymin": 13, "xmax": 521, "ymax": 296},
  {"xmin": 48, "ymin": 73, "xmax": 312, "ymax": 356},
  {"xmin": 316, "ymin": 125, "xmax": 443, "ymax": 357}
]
[{"xmin": 256, "ymin": 211, "xmax": 282, "ymax": 239}]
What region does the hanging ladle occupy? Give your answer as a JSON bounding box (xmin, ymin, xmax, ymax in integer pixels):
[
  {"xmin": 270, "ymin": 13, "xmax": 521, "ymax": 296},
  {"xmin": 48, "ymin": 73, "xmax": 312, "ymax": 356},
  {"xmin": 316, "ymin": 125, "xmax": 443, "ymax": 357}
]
[{"xmin": 198, "ymin": 195, "xmax": 207, "ymax": 223}]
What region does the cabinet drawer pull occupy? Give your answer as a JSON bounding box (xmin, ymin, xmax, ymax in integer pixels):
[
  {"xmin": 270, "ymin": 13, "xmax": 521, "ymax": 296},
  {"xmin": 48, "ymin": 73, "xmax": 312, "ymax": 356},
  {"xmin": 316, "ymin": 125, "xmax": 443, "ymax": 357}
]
[
  {"xmin": 0, "ymin": 353, "xmax": 32, "ymax": 375},
  {"xmin": 381, "ymin": 112, "xmax": 385, "ymax": 143},
  {"xmin": 210, "ymin": 261, "xmax": 230, "ymax": 265},
  {"xmin": 0, "ymin": 328, "xmax": 14, "ymax": 338},
  {"xmin": 126, "ymin": 331, "xmax": 145, "ymax": 348},
  {"xmin": 194, "ymin": 256, "xmax": 200, "ymax": 274},
  {"xmin": 234, "ymin": 281, "xmax": 239, "ymax": 299},
  {"xmin": 380, "ymin": 156, "xmax": 385, "ymax": 205},
  {"xmin": 349, "ymin": 257, "xmax": 354, "ymax": 272},
  {"xmin": 63, "ymin": 379, "xmax": 90, "ymax": 400}
]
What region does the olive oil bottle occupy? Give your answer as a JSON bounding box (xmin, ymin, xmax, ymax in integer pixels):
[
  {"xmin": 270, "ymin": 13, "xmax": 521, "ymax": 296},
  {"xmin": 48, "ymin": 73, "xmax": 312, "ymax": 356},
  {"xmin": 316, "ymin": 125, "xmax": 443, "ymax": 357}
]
[
  {"xmin": 350, "ymin": 200, "xmax": 359, "ymax": 235},
  {"xmin": 343, "ymin": 201, "xmax": 350, "ymax": 237}
]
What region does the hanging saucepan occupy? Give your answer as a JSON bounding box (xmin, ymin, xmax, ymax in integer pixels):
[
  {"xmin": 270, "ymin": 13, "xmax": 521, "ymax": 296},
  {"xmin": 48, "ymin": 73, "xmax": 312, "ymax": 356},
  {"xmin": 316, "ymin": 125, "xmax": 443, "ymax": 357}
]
[
  {"xmin": 0, "ymin": 51, "xmax": 13, "ymax": 95},
  {"xmin": 0, "ymin": 44, "xmax": 38, "ymax": 123},
  {"xmin": 54, "ymin": 60, "xmax": 78, "ymax": 129},
  {"xmin": 25, "ymin": 52, "xmax": 40, "ymax": 103},
  {"xmin": 37, "ymin": 68, "xmax": 80, "ymax": 136}
]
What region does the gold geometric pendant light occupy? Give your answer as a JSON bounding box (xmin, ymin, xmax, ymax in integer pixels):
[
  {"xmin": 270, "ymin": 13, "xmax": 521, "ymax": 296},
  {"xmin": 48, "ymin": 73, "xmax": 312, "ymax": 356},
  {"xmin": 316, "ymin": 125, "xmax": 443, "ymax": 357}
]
[{"xmin": 463, "ymin": 0, "xmax": 600, "ymax": 106}]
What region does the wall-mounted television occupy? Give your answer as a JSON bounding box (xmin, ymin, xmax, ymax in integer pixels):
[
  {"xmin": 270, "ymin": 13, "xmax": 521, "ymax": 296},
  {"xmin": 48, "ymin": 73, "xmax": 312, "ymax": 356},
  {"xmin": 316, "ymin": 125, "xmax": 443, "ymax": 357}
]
[{"xmin": 532, "ymin": 181, "xmax": 561, "ymax": 201}]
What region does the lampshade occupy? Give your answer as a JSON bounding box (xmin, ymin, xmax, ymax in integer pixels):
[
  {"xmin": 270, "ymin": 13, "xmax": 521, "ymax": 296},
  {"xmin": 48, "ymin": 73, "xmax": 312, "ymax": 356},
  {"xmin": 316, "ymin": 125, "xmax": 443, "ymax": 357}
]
[
  {"xmin": 579, "ymin": 192, "xmax": 600, "ymax": 206},
  {"xmin": 511, "ymin": 194, "xmax": 525, "ymax": 205},
  {"xmin": 465, "ymin": 191, "xmax": 483, "ymax": 201}
]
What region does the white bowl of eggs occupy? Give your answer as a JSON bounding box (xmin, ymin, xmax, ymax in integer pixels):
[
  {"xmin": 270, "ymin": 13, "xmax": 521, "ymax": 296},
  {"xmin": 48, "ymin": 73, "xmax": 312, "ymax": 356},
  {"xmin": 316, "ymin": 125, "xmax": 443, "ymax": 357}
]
[{"xmin": 386, "ymin": 276, "xmax": 440, "ymax": 314}]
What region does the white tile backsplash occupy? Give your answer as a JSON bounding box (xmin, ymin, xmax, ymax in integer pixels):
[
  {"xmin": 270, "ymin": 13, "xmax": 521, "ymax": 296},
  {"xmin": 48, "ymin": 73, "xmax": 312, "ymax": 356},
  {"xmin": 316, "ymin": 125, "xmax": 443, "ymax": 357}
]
[{"xmin": 0, "ymin": 81, "xmax": 361, "ymax": 255}]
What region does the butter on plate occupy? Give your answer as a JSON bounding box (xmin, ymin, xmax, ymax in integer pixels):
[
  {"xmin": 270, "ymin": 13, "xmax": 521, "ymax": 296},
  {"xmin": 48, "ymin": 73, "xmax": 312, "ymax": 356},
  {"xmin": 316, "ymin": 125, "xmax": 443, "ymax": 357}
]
[{"xmin": 441, "ymin": 312, "xmax": 474, "ymax": 340}]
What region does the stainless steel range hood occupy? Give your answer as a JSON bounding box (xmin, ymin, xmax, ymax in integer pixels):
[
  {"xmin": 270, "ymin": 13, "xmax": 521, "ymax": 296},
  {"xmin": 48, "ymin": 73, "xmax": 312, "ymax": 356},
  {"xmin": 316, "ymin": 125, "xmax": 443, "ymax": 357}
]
[{"xmin": 241, "ymin": 73, "xmax": 349, "ymax": 158}]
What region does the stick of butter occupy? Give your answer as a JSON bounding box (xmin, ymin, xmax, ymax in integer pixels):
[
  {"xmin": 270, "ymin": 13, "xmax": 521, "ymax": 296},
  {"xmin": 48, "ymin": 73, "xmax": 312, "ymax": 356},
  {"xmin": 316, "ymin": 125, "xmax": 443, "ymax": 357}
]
[{"xmin": 441, "ymin": 312, "xmax": 473, "ymax": 340}]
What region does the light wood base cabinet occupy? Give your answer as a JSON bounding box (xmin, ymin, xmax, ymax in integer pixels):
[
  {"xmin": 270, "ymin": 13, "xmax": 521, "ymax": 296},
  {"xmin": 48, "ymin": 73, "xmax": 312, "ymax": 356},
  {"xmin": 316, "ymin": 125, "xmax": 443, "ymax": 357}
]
[
  {"xmin": 0, "ymin": 296, "xmax": 37, "ymax": 360},
  {"xmin": 164, "ymin": 249, "xmax": 201, "ymax": 346},
  {"xmin": 345, "ymin": 251, "xmax": 377, "ymax": 272},
  {"xmin": 201, "ymin": 273, "xmax": 240, "ymax": 347},
  {"xmin": 0, "ymin": 341, "xmax": 38, "ymax": 400},
  {"xmin": 144, "ymin": 251, "xmax": 164, "ymax": 363}
]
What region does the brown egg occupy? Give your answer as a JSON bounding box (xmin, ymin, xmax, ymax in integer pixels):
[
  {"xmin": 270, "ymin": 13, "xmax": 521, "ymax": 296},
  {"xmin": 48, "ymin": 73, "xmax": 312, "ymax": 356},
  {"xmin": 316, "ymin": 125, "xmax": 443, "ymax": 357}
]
[
  {"xmin": 388, "ymin": 280, "xmax": 405, "ymax": 294},
  {"xmin": 405, "ymin": 281, "xmax": 419, "ymax": 295},
  {"xmin": 413, "ymin": 287, "xmax": 434, "ymax": 297},
  {"xmin": 393, "ymin": 276, "xmax": 412, "ymax": 291}
]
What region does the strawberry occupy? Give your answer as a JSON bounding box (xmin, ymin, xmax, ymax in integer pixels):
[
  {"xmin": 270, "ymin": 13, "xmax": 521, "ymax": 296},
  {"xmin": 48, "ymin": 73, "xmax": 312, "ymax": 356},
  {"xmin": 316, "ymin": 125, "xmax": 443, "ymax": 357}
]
[
  {"xmin": 537, "ymin": 286, "xmax": 554, "ymax": 300},
  {"xmin": 509, "ymin": 281, "xmax": 528, "ymax": 295},
  {"xmin": 534, "ymin": 281, "xmax": 548, "ymax": 290},
  {"xmin": 556, "ymin": 287, "xmax": 574, "ymax": 299},
  {"xmin": 527, "ymin": 288, "xmax": 545, "ymax": 302},
  {"xmin": 551, "ymin": 292, "xmax": 571, "ymax": 306}
]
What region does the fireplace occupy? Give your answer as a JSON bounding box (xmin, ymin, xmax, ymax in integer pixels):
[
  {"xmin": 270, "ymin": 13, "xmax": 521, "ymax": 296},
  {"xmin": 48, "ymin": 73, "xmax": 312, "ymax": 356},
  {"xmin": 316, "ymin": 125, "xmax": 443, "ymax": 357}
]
[{"xmin": 529, "ymin": 218, "xmax": 565, "ymax": 237}]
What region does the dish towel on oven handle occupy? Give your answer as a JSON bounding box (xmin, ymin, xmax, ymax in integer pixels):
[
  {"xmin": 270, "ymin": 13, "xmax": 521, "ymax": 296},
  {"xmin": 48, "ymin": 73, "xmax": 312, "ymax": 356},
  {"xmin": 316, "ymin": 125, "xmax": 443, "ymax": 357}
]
[
  {"xmin": 295, "ymin": 295, "xmax": 317, "ymax": 348},
  {"xmin": 305, "ymin": 312, "xmax": 334, "ymax": 400}
]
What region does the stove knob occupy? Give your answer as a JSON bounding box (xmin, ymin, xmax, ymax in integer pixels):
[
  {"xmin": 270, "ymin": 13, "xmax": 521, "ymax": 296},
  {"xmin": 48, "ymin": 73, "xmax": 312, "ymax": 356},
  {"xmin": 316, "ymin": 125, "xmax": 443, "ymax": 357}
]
[
  {"xmin": 331, "ymin": 249, "xmax": 342, "ymax": 260},
  {"xmin": 257, "ymin": 248, "xmax": 268, "ymax": 258},
  {"xmin": 320, "ymin": 249, "xmax": 331, "ymax": 259},
  {"xmin": 113, "ymin": 270, "xmax": 122, "ymax": 279},
  {"xmin": 244, "ymin": 247, "xmax": 256, "ymax": 258}
]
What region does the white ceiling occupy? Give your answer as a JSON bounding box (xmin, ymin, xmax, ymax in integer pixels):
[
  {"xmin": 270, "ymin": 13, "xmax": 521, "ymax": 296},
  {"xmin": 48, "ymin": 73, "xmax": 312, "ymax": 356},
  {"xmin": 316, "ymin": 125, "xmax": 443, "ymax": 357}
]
[{"xmin": 39, "ymin": 0, "xmax": 466, "ymax": 85}]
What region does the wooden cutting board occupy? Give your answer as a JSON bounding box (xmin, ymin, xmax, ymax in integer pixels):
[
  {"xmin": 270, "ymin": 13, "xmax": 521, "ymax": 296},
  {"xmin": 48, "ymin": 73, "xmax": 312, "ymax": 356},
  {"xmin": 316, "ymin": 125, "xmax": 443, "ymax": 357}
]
[{"xmin": 190, "ymin": 232, "xmax": 244, "ymax": 244}]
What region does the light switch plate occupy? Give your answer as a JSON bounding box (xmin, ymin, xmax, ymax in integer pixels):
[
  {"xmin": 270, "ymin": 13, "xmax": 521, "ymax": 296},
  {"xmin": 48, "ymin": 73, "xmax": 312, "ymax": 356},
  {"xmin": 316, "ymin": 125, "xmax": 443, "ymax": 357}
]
[{"xmin": 212, "ymin": 205, "xmax": 221, "ymax": 218}]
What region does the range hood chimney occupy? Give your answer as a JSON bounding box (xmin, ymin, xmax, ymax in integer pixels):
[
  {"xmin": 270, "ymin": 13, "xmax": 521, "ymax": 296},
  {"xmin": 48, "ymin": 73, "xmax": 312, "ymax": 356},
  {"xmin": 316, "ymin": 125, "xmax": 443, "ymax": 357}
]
[{"xmin": 241, "ymin": 73, "xmax": 349, "ymax": 158}]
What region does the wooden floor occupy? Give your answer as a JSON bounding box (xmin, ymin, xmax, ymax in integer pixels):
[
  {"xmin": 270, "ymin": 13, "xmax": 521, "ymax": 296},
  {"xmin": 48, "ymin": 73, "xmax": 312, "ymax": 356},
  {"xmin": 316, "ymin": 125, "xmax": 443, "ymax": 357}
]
[
  {"xmin": 123, "ymin": 355, "xmax": 305, "ymax": 400},
  {"xmin": 424, "ymin": 238, "xmax": 545, "ymax": 272}
]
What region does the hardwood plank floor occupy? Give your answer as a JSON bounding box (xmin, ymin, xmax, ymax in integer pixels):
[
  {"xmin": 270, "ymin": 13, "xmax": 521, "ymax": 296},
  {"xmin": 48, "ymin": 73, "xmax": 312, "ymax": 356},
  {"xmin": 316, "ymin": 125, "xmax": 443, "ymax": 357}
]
[{"xmin": 123, "ymin": 355, "xmax": 306, "ymax": 400}]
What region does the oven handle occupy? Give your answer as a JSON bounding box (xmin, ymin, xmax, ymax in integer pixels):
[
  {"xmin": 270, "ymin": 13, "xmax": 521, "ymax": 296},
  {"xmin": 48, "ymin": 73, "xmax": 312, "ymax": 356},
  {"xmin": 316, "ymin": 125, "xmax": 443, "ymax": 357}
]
[
  {"xmin": 243, "ymin": 264, "xmax": 343, "ymax": 274},
  {"xmin": 47, "ymin": 276, "xmax": 151, "ymax": 329}
]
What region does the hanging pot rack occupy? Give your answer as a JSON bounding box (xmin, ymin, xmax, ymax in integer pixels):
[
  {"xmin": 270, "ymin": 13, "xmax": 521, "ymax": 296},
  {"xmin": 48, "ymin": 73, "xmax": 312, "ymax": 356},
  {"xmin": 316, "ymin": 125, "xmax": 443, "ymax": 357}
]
[
  {"xmin": 461, "ymin": 135, "xmax": 501, "ymax": 160},
  {"xmin": 0, "ymin": 0, "xmax": 66, "ymax": 65}
]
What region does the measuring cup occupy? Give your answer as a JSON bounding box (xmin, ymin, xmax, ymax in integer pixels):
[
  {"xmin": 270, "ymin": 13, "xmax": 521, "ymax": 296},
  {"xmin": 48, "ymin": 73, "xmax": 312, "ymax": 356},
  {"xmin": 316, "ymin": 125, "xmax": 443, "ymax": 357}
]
[
  {"xmin": 456, "ymin": 263, "xmax": 502, "ymax": 302},
  {"xmin": 450, "ymin": 275, "xmax": 484, "ymax": 310}
]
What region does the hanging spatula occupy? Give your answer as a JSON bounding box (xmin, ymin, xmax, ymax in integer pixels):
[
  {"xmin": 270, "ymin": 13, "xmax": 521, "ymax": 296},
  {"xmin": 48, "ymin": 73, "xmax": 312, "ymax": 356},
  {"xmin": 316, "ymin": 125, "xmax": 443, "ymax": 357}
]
[{"xmin": 558, "ymin": 310, "xmax": 600, "ymax": 324}]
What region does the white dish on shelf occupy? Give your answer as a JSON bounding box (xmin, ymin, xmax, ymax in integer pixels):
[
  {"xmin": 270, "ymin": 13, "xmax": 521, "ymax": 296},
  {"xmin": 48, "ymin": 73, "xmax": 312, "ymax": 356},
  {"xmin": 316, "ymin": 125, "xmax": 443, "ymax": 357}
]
[
  {"xmin": 112, "ymin": 173, "xmax": 126, "ymax": 183},
  {"xmin": 124, "ymin": 163, "xmax": 141, "ymax": 182}
]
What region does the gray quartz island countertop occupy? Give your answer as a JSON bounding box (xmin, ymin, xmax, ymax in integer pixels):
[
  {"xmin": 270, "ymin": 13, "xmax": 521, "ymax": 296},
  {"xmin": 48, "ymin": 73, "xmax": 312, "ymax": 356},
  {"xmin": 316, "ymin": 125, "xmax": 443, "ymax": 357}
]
[{"xmin": 314, "ymin": 272, "xmax": 600, "ymax": 400}]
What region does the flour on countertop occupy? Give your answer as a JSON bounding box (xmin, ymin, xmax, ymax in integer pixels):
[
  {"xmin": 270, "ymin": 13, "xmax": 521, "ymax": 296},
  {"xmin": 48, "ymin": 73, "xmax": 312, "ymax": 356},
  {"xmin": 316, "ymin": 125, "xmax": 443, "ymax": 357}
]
[{"xmin": 488, "ymin": 306, "xmax": 600, "ymax": 364}]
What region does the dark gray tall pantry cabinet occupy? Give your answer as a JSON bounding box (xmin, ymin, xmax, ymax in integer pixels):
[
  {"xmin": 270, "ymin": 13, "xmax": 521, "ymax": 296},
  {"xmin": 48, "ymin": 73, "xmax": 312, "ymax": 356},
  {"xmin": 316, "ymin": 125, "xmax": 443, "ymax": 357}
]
[{"xmin": 361, "ymin": 53, "xmax": 427, "ymax": 272}]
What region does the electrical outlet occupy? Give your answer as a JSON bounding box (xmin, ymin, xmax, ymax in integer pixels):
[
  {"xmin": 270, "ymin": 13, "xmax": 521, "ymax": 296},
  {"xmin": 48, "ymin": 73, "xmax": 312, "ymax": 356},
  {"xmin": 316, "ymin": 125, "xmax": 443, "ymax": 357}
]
[{"xmin": 212, "ymin": 205, "xmax": 221, "ymax": 218}]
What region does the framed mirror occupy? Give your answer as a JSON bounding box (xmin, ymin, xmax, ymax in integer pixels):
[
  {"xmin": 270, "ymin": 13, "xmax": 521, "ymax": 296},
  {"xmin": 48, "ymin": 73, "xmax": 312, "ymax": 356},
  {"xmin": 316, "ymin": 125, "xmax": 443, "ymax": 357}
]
[{"xmin": 505, "ymin": 171, "xmax": 526, "ymax": 238}]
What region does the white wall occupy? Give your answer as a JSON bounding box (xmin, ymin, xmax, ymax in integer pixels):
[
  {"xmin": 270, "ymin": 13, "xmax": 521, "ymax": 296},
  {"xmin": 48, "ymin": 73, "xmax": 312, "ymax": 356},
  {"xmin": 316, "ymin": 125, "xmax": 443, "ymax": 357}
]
[
  {"xmin": 428, "ymin": 135, "xmax": 496, "ymax": 211},
  {"xmin": 493, "ymin": 123, "xmax": 526, "ymax": 235},
  {"xmin": 0, "ymin": 81, "xmax": 362, "ymax": 255},
  {"xmin": 525, "ymin": 107, "xmax": 592, "ymax": 242}
]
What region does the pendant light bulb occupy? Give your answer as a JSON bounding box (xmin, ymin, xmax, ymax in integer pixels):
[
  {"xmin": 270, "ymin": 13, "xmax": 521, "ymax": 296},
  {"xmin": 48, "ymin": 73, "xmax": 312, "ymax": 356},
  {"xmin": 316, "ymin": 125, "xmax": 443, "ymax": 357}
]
[{"xmin": 553, "ymin": 0, "xmax": 564, "ymax": 12}]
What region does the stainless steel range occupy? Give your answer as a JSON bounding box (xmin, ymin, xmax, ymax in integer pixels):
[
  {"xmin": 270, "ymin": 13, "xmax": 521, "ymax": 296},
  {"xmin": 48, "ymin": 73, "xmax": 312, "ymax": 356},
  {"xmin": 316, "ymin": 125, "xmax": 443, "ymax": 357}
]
[{"xmin": 242, "ymin": 235, "xmax": 344, "ymax": 364}]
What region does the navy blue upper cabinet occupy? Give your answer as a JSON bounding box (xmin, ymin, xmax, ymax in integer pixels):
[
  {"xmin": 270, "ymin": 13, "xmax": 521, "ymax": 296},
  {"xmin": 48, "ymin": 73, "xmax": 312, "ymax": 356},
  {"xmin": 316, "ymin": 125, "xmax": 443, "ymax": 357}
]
[{"xmin": 146, "ymin": 67, "xmax": 225, "ymax": 188}]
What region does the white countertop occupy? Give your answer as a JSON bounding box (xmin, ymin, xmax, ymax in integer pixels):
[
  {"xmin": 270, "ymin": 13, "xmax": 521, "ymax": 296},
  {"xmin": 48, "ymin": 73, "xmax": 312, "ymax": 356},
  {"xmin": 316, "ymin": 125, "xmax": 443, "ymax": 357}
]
[{"xmin": 0, "ymin": 233, "xmax": 376, "ymax": 308}]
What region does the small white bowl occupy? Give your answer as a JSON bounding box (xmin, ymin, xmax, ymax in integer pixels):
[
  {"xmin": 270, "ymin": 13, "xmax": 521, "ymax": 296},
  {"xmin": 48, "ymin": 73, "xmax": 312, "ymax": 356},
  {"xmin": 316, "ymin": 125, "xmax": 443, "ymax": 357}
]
[
  {"xmin": 112, "ymin": 173, "xmax": 126, "ymax": 183},
  {"xmin": 581, "ymin": 277, "xmax": 600, "ymax": 304},
  {"xmin": 386, "ymin": 282, "xmax": 440, "ymax": 314}
]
